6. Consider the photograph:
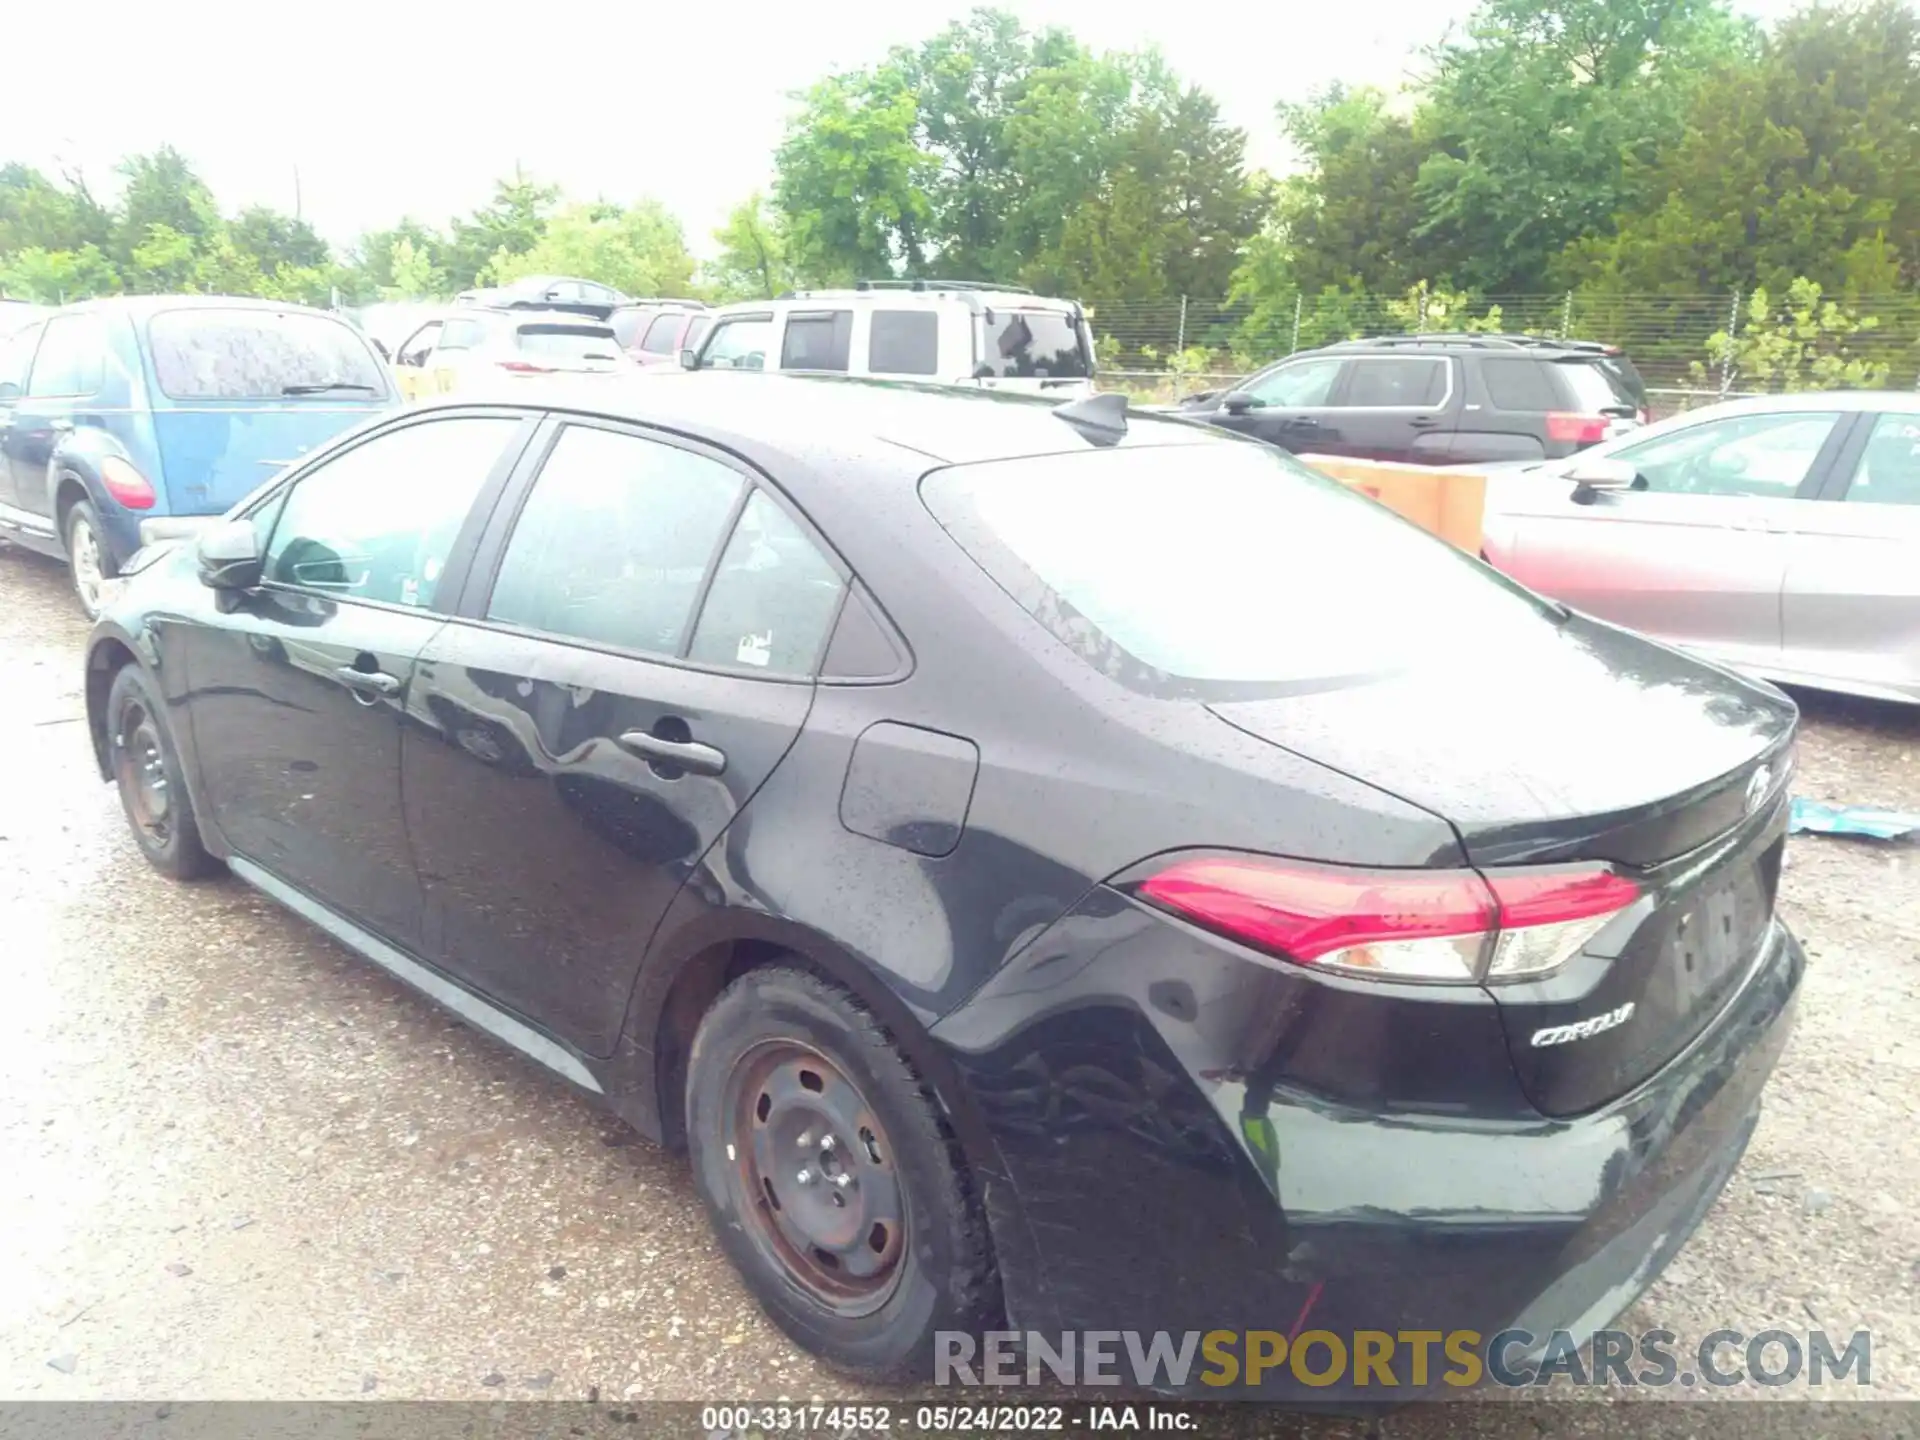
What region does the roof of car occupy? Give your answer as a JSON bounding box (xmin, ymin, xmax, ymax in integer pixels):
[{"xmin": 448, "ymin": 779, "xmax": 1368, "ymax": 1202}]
[
  {"xmin": 51, "ymin": 294, "xmax": 348, "ymax": 318},
  {"xmin": 416, "ymin": 371, "xmax": 1229, "ymax": 468},
  {"xmin": 1661, "ymin": 390, "xmax": 1920, "ymax": 417}
]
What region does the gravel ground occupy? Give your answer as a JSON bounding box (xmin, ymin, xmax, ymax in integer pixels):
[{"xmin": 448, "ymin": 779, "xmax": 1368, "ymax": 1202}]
[{"xmin": 0, "ymin": 544, "xmax": 1913, "ymax": 1432}]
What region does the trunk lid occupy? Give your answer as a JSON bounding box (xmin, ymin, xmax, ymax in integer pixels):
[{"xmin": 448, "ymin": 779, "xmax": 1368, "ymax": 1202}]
[{"xmin": 1207, "ymin": 615, "xmax": 1796, "ymax": 1113}]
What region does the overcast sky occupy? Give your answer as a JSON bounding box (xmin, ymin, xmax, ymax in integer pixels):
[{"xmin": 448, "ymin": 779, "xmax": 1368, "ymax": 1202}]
[{"xmin": 5, "ymin": 0, "xmax": 1809, "ymax": 258}]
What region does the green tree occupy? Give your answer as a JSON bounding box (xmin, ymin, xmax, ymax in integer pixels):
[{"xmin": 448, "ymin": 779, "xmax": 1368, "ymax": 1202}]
[
  {"xmin": 480, "ymin": 200, "xmax": 695, "ymax": 298},
  {"xmin": 1567, "ymin": 0, "xmax": 1920, "ymax": 294},
  {"xmin": 707, "ymin": 193, "xmax": 796, "ymax": 300},
  {"xmin": 341, "ymin": 219, "xmax": 448, "ymax": 298},
  {"xmin": 382, "ymin": 236, "xmax": 445, "ymax": 300},
  {"xmin": 0, "ymin": 244, "xmax": 120, "ymax": 304},
  {"xmin": 113, "ymin": 147, "xmax": 221, "ymax": 274},
  {"xmin": 1691, "ymin": 278, "xmax": 1891, "ymax": 392},
  {"xmin": 0, "ymin": 164, "xmax": 116, "ymax": 263},
  {"xmin": 439, "ymin": 169, "xmax": 559, "ymax": 289}
]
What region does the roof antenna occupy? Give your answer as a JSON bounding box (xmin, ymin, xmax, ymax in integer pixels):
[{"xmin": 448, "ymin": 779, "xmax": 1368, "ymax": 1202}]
[{"xmin": 1052, "ymin": 391, "xmax": 1128, "ymax": 444}]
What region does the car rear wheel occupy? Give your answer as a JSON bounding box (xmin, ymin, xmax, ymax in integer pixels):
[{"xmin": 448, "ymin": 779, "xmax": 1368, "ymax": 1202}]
[
  {"xmin": 685, "ymin": 966, "xmax": 1000, "ymax": 1380},
  {"xmin": 65, "ymin": 500, "xmax": 116, "ymax": 620},
  {"xmin": 107, "ymin": 664, "xmax": 218, "ymax": 881}
]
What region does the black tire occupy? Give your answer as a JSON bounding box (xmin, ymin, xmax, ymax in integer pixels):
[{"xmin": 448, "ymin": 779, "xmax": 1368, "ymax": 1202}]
[
  {"xmin": 686, "ymin": 966, "xmax": 1001, "ymax": 1380},
  {"xmin": 64, "ymin": 499, "xmax": 116, "ymax": 620},
  {"xmin": 106, "ymin": 664, "xmax": 218, "ymax": 881}
]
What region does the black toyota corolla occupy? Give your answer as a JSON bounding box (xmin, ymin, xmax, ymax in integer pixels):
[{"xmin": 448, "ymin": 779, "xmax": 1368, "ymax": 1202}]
[{"xmin": 84, "ymin": 374, "xmax": 1802, "ymax": 1397}]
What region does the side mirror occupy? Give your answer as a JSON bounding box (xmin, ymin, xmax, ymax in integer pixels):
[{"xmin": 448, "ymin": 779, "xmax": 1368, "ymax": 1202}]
[
  {"xmin": 679, "ymin": 347, "xmax": 700, "ymax": 370},
  {"xmin": 196, "ymin": 518, "xmax": 264, "ymax": 591},
  {"xmin": 0, "ymin": 380, "xmax": 18, "ymax": 404},
  {"xmin": 1220, "ymin": 391, "xmax": 1257, "ymax": 415},
  {"xmin": 1567, "ymin": 456, "xmax": 1639, "ymax": 502}
]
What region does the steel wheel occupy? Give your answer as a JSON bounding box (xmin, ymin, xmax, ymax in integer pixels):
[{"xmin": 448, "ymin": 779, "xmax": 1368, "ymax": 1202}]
[
  {"xmin": 726, "ymin": 1039, "xmax": 907, "ymax": 1316},
  {"xmin": 113, "ymin": 696, "xmax": 173, "ymax": 847}
]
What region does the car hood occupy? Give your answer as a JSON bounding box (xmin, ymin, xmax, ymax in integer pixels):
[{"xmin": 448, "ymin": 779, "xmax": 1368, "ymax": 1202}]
[{"xmin": 1207, "ymin": 615, "xmax": 1797, "ymax": 867}]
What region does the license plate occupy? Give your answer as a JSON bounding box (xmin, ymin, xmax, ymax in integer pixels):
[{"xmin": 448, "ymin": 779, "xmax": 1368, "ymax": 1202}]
[{"xmin": 1669, "ymin": 866, "xmax": 1768, "ymax": 1015}]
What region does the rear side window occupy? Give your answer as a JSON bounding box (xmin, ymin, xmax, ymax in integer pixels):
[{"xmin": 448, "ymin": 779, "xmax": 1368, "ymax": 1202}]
[
  {"xmin": 26, "ymin": 314, "xmax": 106, "ymax": 397},
  {"xmin": 1480, "ymin": 360, "xmax": 1559, "ymax": 412},
  {"xmin": 688, "ymin": 490, "xmax": 846, "ymax": 675},
  {"xmin": 1848, "ymin": 415, "xmax": 1920, "ymax": 506},
  {"xmin": 868, "ymin": 310, "xmax": 939, "ymax": 376},
  {"xmin": 640, "ymin": 313, "xmax": 685, "ymax": 356},
  {"xmin": 514, "ymin": 324, "xmax": 621, "ymax": 363},
  {"xmin": 1340, "ymin": 357, "xmax": 1447, "ymax": 408},
  {"xmin": 922, "ymin": 443, "xmax": 1558, "ymax": 699},
  {"xmin": 261, "ymin": 416, "xmax": 516, "ymax": 607},
  {"xmin": 781, "ymin": 311, "xmax": 852, "ymax": 372},
  {"xmin": 978, "ymin": 310, "xmax": 1089, "ymax": 379},
  {"xmin": 486, "ymin": 425, "xmax": 743, "ymax": 654},
  {"xmin": 1553, "ymin": 360, "xmax": 1638, "ymax": 414},
  {"xmin": 149, "ymin": 309, "xmax": 388, "ymax": 399}
]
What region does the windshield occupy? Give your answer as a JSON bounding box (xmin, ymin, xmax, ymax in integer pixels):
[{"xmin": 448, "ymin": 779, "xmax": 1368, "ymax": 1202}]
[
  {"xmin": 148, "ymin": 309, "xmax": 389, "ymax": 400},
  {"xmin": 978, "ymin": 309, "xmax": 1090, "ymax": 379},
  {"xmin": 922, "ymin": 441, "xmax": 1560, "ymax": 699},
  {"xmin": 514, "ymin": 324, "xmax": 623, "ymax": 366}
]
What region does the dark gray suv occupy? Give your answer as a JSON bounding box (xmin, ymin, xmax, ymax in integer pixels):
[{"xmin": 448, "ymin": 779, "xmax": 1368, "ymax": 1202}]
[{"xmin": 1178, "ymin": 334, "xmax": 1648, "ymax": 465}]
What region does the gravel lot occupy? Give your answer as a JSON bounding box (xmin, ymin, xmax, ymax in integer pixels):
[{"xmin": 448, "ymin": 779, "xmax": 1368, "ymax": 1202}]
[{"xmin": 0, "ymin": 544, "xmax": 1913, "ymax": 1430}]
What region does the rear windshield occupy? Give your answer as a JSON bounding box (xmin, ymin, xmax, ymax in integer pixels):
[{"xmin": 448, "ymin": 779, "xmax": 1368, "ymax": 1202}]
[
  {"xmin": 922, "ymin": 442, "xmax": 1559, "ymax": 700},
  {"xmin": 978, "ymin": 309, "xmax": 1090, "ymax": 379},
  {"xmin": 515, "ymin": 324, "xmax": 622, "ymax": 364},
  {"xmin": 148, "ymin": 309, "xmax": 389, "ymax": 400},
  {"xmin": 1554, "ymin": 359, "xmax": 1640, "ymax": 413},
  {"xmin": 610, "ymin": 310, "xmax": 649, "ymax": 348}
]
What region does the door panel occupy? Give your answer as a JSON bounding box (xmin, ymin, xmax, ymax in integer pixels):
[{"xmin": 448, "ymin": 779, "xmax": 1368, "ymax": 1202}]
[
  {"xmin": 182, "ymin": 592, "xmax": 447, "ymax": 945},
  {"xmin": 1212, "ymin": 355, "xmax": 1347, "ymax": 453},
  {"xmin": 1321, "ymin": 355, "xmax": 1454, "ymax": 463},
  {"xmin": 1781, "ymin": 412, "xmax": 1920, "ymax": 697},
  {"xmin": 403, "ymin": 629, "xmax": 814, "ymax": 1055}
]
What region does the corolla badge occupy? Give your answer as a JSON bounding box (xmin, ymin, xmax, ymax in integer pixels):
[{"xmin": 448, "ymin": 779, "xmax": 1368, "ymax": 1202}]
[
  {"xmin": 1746, "ymin": 764, "xmax": 1773, "ymax": 814},
  {"xmin": 1531, "ymin": 1002, "xmax": 1635, "ymax": 1048}
]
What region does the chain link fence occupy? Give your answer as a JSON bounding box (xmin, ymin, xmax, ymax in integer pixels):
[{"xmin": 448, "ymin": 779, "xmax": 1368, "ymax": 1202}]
[{"xmin": 1085, "ymin": 292, "xmax": 1920, "ymax": 417}]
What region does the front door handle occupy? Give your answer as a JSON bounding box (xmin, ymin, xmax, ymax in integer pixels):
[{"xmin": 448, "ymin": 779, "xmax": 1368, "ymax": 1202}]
[
  {"xmin": 617, "ymin": 728, "xmax": 727, "ymax": 777},
  {"xmin": 335, "ymin": 665, "xmax": 401, "ymax": 697}
]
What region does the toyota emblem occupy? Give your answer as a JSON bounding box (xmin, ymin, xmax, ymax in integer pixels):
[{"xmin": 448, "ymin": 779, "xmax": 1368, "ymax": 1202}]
[{"xmin": 1745, "ymin": 765, "xmax": 1773, "ymax": 814}]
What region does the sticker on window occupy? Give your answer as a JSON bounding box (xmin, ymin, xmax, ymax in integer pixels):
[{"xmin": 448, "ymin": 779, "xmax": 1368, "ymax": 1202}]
[{"xmin": 737, "ymin": 631, "xmax": 772, "ymax": 667}]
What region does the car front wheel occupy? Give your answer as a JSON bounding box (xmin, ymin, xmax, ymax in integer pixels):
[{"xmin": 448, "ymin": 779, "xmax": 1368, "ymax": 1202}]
[
  {"xmin": 107, "ymin": 664, "xmax": 218, "ymax": 881},
  {"xmin": 686, "ymin": 966, "xmax": 1001, "ymax": 1380}
]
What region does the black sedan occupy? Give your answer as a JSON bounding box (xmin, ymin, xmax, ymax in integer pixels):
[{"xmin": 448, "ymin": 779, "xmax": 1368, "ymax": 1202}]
[{"xmin": 83, "ymin": 374, "xmax": 1803, "ymax": 1397}]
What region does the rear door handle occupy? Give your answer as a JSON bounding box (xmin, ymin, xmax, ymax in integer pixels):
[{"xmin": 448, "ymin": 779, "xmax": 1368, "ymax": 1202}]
[
  {"xmin": 618, "ymin": 729, "xmax": 727, "ymax": 776},
  {"xmin": 1410, "ymin": 416, "xmax": 1443, "ymax": 429},
  {"xmin": 335, "ymin": 665, "xmax": 402, "ymax": 697}
]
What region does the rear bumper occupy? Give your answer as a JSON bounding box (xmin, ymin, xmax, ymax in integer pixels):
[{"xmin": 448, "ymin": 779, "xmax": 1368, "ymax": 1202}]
[
  {"xmin": 931, "ymin": 893, "xmax": 1803, "ymax": 1400},
  {"xmin": 138, "ymin": 515, "xmax": 219, "ymax": 546}
]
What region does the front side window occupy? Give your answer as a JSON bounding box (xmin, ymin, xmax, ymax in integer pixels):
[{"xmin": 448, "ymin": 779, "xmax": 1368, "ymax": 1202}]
[
  {"xmin": 1244, "ymin": 357, "xmax": 1342, "ymax": 408},
  {"xmin": 148, "ymin": 308, "xmax": 388, "ymax": 399},
  {"xmin": 688, "ymin": 491, "xmax": 845, "ymax": 675},
  {"xmin": 780, "ymin": 311, "xmax": 852, "ymax": 372},
  {"xmin": 610, "ymin": 310, "xmax": 649, "ymax": 349},
  {"xmin": 486, "ymin": 425, "xmax": 743, "ymax": 654},
  {"xmin": 26, "ymin": 314, "xmax": 106, "ymax": 398},
  {"xmin": 262, "ymin": 416, "xmax": 517, "ymax": 607},
  {"xmin": 922, "ymin": 442, "xmax": 1561, "ymax": 699},
  {"xmin": 1845, "ymin": 414, "xmax": 1920, "ymax": 506},
  {"xmin": 1338, "ymin": 357, "xmax": 1447, "ymax": 408},
  {"xmin": 0, "ymin": 323, "xmax": 44, "ymax": 399},
  {"xmin": 701, "ymin": 315, "xmax": 774, "ymax": 370},
  {"xmin": 868, "ymin": 310, "xmax": 939, "ymax": 376},
  {"xmin": 1611, "ymin": 411, "xmax": 1841, "ymax": 498},
  {"xmin": 436, "ymin": 318, "xmax": 488, "ymax": 352},
  {"xmin": 395, "ymin": 322, "xmax": 442, "ymax": 368}
]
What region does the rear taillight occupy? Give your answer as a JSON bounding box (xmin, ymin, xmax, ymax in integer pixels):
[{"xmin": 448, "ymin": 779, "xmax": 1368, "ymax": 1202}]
[
  {"xmin": 1131, "ymin": 855, "xmax": 1639, "ymax": 985},
  {"xmin": 100, "ymin": 457, "xmax": 156, "ymax": 510},
  {"xmin": 1545, "ymin": 412, "xmax": 1610, "ymax": 445},
  {"xmin": 1636, "ymin": 408, "xmax": 1650, "ymax": 426},
  {"xmin": 498, "ymin": 359, "xmax": 555, "ymax": 374}
]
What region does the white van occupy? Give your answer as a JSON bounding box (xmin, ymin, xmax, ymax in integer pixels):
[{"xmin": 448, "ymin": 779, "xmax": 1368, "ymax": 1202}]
[{"xmin": 687, "ymin": 281, "xmax": 1097, "ymax": 398}]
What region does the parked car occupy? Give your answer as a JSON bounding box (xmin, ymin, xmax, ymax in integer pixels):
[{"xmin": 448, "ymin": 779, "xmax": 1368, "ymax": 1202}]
[
  {"xmin": 1176, "ymin": 333, "xmax": 1647, "ymax": 465},
  {"xmin": 85, "ymin": 373, "xmax": 1802, "ymax": 1394},
  {"xmin": 0, "ymin": 296, "xmax": 398, "ymax": 616},
  {"xmin": 454, "ymin": 275, "xmax": 628, "ymax": 313},
  {"xmin": 690, "ymin": 280, "xmax": 1097, "ymax": 397},
  {"xmin": 388, "ymin": 305, "xmax": 635, "ymax": 399},
  {"xmin": 1482, "ymin": 390, "xmax": 1920, "ymax": 705},
  {"xmin": 610, "ymin": 300, "xmax": 710, "ymax": 368}
]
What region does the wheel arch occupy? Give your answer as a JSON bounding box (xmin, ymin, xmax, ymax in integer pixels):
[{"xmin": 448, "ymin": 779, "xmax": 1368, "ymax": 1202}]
[{"xmin": 84, "ymin": 632, "xmax": 144, "ymax": 780}]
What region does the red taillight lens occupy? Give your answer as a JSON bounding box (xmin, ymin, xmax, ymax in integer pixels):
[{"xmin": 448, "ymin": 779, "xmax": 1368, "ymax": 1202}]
[
  {"xmin": 1546, "ymin": 412, "xmax": 1610, "ymax": 445},
  {"xmin": 100, "ymin": 457, "xmax": 156, "ymax": 510},
  {"xmin": 498, "ymin": 359, "xmax": 554, "ymax": 374},
  {"xmin": 1132, "ymin": 855, "xmax": 1639, "ymax": 984},
  {"xmin": 1636, "ymin": 408, "xmax": 1650, "ymax": 426}
]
